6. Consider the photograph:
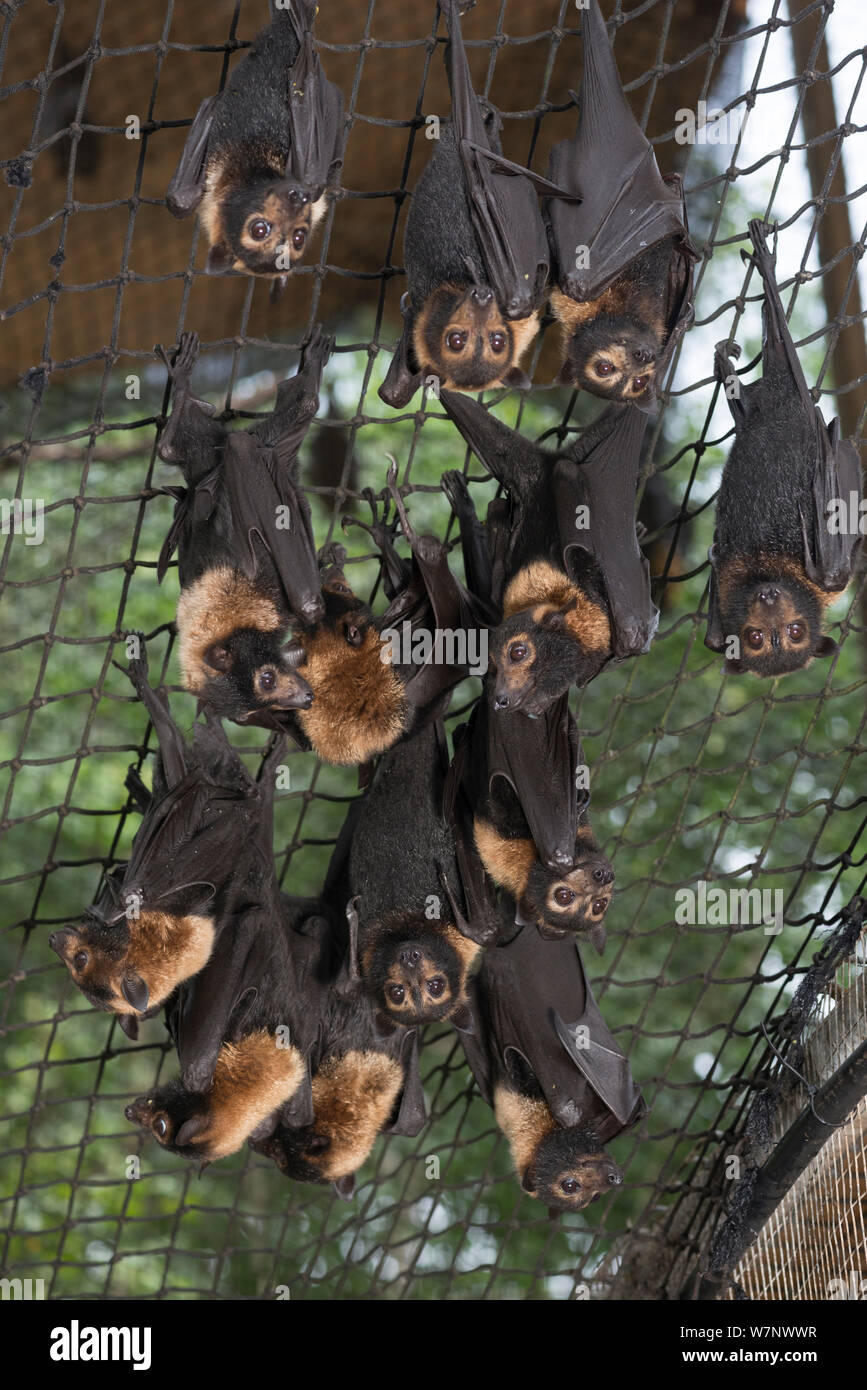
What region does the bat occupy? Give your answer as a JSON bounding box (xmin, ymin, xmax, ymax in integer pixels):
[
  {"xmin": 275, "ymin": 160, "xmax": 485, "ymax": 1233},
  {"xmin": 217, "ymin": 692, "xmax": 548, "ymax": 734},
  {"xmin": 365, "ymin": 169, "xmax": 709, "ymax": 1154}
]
[
  {"xmin": 379, "ymin": 0, "xmax": 565, "ymax": 406},
  {"xmin": 49, "ymin": 652, "xmax": 284, "ymax": 1037},
  {"xmin": 279, "ymin": 464, "xmax": 494, "ymax": 765},
  {"xmin": 166, "ymin": 0, "xmax": 344, "ymax": 285},
  {"xmin": 124, "ymin": 785, "xmax": 321, "ymax": 1167},
  {"xmin": 706, "ymin": 221, "xmax": 863, "ymax": 676},
  {"xmin": 155, "ymin": 327, "xmax": 331, "ymax": 728},
  {"xmin": 250, "ymin": 896, "xmax": 426, "ymax": 1197},
  {"xmin": 544, "ymin": 0, "xmax": 697, "ymax": 402},
  {"xmin": 441, "ymin": 389, "xmax": 657, "ymax": 714},
  {"xmin": 462, "ymin": 918, "xmax": 646, "ymax": 1212},
  {"xmin": 448, "ymin": 692, "xmax": 614, "ymax": 952},
  {"xmin": 342, "ymin": 719, "xmax": 485, "ymax": 1032}
]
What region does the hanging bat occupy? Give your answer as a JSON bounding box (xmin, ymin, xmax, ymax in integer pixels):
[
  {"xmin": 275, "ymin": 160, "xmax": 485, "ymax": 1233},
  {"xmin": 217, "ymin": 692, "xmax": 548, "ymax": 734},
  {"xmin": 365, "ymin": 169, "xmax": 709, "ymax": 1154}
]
[
  {"xmin": 278, "ymin": 464, "xmax": 495, "ymax": 765},
  {"xmin": 706, "ymin": 221, "xmax": 863, "ymax": 676},
  {"xmin": 441, "ymin": 389, "xmax": 657, "ymax": 714},
  {"xmin": 544, "ymin": 0, "xmax": 697, "ymax": 402},
  {"xmin": 123, "ymin": 811, "xmax": 322, "ymax": 1167},
  {"xmin": 248, "ymin": 889, "xmax": 426, "ymax": 1197},
  {"xmin": 448, "ymin": 692, "xmax": 614, "ymax": 952},
  {"xmin": 49, "ymin": 653, "xmax": 283, "ymax": 1036},
  {"xmin": 341, "ymin": 719, "xmax": 486, "ymax": 1033},
  {"xmin": 155, "ymin": 327, "xmax": 330, "ymax": 728},
  {"xmin": 379, "ymin": 0, "xmax": 565, "ymax": 406},
  {"xmin": 166, "ymin": 0, "xmax": 344, "ymax": 284},
  {"xmin": 462, "ymin": 919, "xmax": 645, "ymax": 1212}
]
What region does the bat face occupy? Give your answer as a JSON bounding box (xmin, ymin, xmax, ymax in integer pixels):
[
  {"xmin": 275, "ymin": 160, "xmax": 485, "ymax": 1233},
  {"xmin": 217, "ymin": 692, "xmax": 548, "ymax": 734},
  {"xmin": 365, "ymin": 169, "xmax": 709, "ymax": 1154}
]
[
  {"xmin": 49, "ymin": 923, "xmax": 137, "ymax": 1013},
  {"xmin": 250, "ymin": 1125, "xmax": 330, "ymax": 1185},
  {"xmin": 488, "ymin": 612, "xmax": 608, "ymax": 715},
  {"xmin": 526, "ymin": 1129, "xmax": 624, "ymax": 1212},
  {"xmin": 50, "ymin": 912, "xmax": 216, "ymax": 1017},
  {"xmin": 125, "ymin": 1087, "xmax": 211, "ymax": 1159},
  {"xmin": 719, "ymin": 573, "xmax": 833, "ymax": 677},
  {"xmin": 199, "ymin": 628, "xmax": 315, "ymax": 722},
  {"xmin": 291, "ymin": 583, "xmax": 409, "ymax": 765},
  {"xmin": 556, "ymin": 310, "xmax": 660, "ymax": 402},
  {"xmin": 207, "ymin": 180, "xmax": 327, "ymax": 279},
  {"xmin": 412, "ymin": 284, "xmax": 539, "ymax": 391},
  {"xmin": 526, "ymin": 852, "xmax": 614, "ymax": 940},
  {"xmin": 363, "ymin": 918, "xmax": 476, "ymax": 1028}
]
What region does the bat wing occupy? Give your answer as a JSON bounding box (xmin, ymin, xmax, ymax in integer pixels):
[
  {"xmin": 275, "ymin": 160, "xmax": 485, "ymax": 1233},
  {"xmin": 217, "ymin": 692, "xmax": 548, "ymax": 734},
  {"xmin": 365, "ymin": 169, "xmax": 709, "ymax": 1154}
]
[
  {"xmin": 439, "ymin": 389, "xmax": 544, "ymax": 503},
  {"xmin": 460, "ymin": 978, "xmax": 496, "ymax": 1107},
  {"xmin": 559, "ymin": 404, "xmax": 659, "ymax": 659},
  {"xmin": 248, "ymin": 327, "xmax": 332, "ymax": 472},
  {"xmin": 704, "ymin": 546, "xmax": 726, "ymax": 653},
  {"xmin": 442, "ymin": 716, "xmax": 504, "ymax": 947},
  {"xmin": 222, "ymin": 431, "xmax": 322, "ymax": 622},
  {"xmin": 173, "ymin": 909, "xmax": 266, "ymax": 1092},
  {"xmin": 546, "ymin": 0, "xmax": 692, "ymax": 302},
  {"xmin": 480, "ymin": 927, "xmax": 644, "ymax": 1134},
  {"xmin": 486, "ymin": 692, "xmax": 586, "ymax": 870},
  {"xmin": 801, "ymin": 417, "xmax": 863, "ymax": 592},
  {"xmin": 379, "ymin": 308, "xmax": 426, "ymax": 409},
  {"xmin": 386, "ymin": 1028, "xmax": 427, "ymax": 1137},
  {"xmin": 284, "ymin": 2, "xmax": 345, "ymax": 193},
  {"xmin": 166, "ymin": 95, "xmax": 219, "ymax": 218},
  {"xmin": 442, "ymin": 0, "xmax": 550, "ymax": 319},
  {"xmin": 748, "ymin": 219, "xmax": 815, "ymax": 421}
]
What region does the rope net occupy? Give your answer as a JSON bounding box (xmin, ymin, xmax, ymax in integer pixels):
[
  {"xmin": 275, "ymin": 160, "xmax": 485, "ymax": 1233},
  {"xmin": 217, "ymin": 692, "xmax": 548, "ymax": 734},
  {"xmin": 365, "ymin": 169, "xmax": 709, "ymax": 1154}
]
[{"xmin": 1, "ymin": 0, "xmax": 866, "ymax": 1300}]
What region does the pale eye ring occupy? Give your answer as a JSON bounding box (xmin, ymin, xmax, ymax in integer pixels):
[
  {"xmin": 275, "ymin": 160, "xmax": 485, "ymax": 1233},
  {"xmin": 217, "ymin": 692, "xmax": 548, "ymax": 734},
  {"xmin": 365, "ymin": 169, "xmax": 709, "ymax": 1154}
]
[
  {"xmin": 594, "ymin": 361, "xmax": 615, "ymax": 377},
  {"xmin": 446, "ymin": 331, "xmax": 467, "ymax": 352},
  {"xmin": 248, "ymin": 218, "xmax": 271, "ymax": 241}
]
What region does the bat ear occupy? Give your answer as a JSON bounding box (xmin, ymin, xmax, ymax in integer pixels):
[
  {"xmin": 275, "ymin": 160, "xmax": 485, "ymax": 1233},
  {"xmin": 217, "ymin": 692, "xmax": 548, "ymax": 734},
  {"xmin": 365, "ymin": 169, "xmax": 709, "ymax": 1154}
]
[
  {"xmin": 554, "ymin": 360, "xmax": 575, "ymax": 387},
  {"xmin": 815, "ymin": 636, "xmax": 838, "ymax": 658},
  {"xmin": 204, "ymin": 242, "xmax": 233, "ymax": 275},
  {"xmin": 332, "ymin": 1174, "xmax": 355, "ymax": 1201},
  {"xmin": 120, "ymin": 972, "xmax": 149, "ymax": 1013},
  {"xmin": 450, "ymin": 1002, "xmax": 476, "ymax": 1035},
  {"xmin": 539, "ymin": 607, "xmax": 568, "ymax": 632},
  {"xmin": 204, "ymin": 643, "xmax": 232, "ymax": 672},
  {"xmin": 281, "ymin": 638, "xmax": 308, "ymax": 667},
  {"xmin": 175, "ymin": 1113, "xmax": 209, "ymax": 1149},
  {"xmin": 117, "ymin": 1013, "xmax": 140, "ymax": 1041},
  {"xmin": 520, "ymin": 1165, "xmax": 538, "ymax": 1195},
  {"xmin": 723, "ymin": 657, "xmax": 744, "ymax": 674},
  {"xmin": 373, "ymin": 1011, "xmax": 397, "ymax": 1039},
  {"xmin": 588, "ymin": 923, "xmax": 607, "ymax": 956},
  {"xmin": 502, "ymin": 366, "xmax": 532, "ymax": 391}
]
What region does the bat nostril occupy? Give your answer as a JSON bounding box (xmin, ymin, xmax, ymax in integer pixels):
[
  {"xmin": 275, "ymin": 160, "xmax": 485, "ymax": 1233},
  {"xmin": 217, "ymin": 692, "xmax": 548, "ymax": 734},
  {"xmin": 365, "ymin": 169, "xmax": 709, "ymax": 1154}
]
[
  {"xmin": 124, "ymin": 1105, "xmax": 137, "ymax": 1122},
  {"xmin": 609, "ymin": 1171, "xmax": 623, "ymax": 1186},
  {"xmin": 398, "ymin": 946, "xmax": 421, "ymax": 968},
  {"xmin": 471, "ymin": 286, "xmax": 493, "ymax": 306},
  {"xmin": 493, "ymin": 694, "xmax": 510, "ymax": 711}
]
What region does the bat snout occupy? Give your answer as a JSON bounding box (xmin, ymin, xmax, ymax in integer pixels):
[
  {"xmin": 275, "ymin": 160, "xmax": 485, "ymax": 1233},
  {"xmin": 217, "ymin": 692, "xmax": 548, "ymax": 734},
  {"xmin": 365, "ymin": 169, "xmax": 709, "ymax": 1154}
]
[
  {"xmin": 49, "ymin": 929, "xmax": 74, "ymax": 959},
  {"xmin": 396, "ymin": 945, "xmax": 422, "ymax": 970},
  {"xmin": 758, "ymin": 587, "xmax": 780, "ymax": 607},
  {"xmin": 297, "ymin": 594, "xmax": 326, "ymax": 625},
  {"xmin": 469, "ymin": 285, "xmax": 493, "ymax": 308},
  {"xmin": 591, "ymin": 864, "xmax": 615, "ymax": 887},
  {"xmin": 124, "ymin": 1099, "xmax": 149, "ymax": 1125}
]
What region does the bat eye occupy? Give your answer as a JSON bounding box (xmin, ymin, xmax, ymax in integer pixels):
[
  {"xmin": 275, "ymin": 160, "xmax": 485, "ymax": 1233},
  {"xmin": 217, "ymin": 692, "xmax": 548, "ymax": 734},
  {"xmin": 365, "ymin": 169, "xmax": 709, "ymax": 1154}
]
[
  {"xmin": 153, "ymin": 1114, "xmax": 169, "ymax": 1139},
  {"xmin": 553, "ymin": 888, "xmax": 575, "ymax": 907},
  {"xmin": 592, "ymin": 898, "xmax": 608, "ymax": 916},
  {"xmin": 746, "ymin": 629, "xmax": 765, "ymax": 650},
  {"xmin": 445, "ymin": 331, "xmax": 468, "ymax": 352},
  {"xmin": 249, "ymin": 218, "xmax": 271, "ymax": 241},
  {"xmin": 508, "ymin": 641, "xmax": 528, "ymax": 663},
  {"xmin": 594, "ymin": 361, "xmax": 615, "ymax": 377},
  {"xmin": 560, "ymin": 1178, "xmax": 580, "ymax": 1195},
  {"xmin": 426, "ymin": 977, "xmax": 445, "ymax": 998},
  {"xmin": 387, "ymin": 984, "xmax": 405, "ymax": 1005},
  {"xmin": 632, "ymin": 376, "xmax": 649, "ymax": 393},
  {"xmin": 787, "ymin": 622, "xmax": 806, "ymax": 643},
  {"xmin": 292, "ymin": 228, "xmax": 307, "ymax": 251},
  {"xmin": 489, "ymin": 331, "xmax": 507, "ymax": 354},
  {"xmin": 73, "ymin": 950, "xmax": 88, "ymax": 971},
  {"xmin": 257, "ymin": 668, "xmax": 277, "ymax": 693}
]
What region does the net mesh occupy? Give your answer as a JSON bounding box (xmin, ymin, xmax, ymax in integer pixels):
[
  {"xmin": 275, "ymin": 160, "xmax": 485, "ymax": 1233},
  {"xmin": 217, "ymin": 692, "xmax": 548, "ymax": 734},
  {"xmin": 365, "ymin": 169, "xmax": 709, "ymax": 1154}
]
[{"xmin": 1, "ymin": 0, "xmax": 866, "ymax": 1301}]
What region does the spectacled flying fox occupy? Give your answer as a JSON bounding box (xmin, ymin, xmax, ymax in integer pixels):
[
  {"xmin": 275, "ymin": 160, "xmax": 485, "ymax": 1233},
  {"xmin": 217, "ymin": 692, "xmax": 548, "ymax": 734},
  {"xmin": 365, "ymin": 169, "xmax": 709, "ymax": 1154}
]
[
  {"xmin": 706, "ymin": 220, "xmax": 863, "ymax": 677},
  {"xmin": 379, "ymin": 0, "xmax": 565, "ymax": 406},
  {"xmin": 340, "ymin": 719, "xmax": 487, "ymax": 1033},
  {"xmin": 155, "ymin": 327, "xmax": 331, "ymax": 729},
  {"xmin": 447, "ymin": 692, "xmax": 614, "ymax": 953},
  {"xmin": 277, "ymin": 466, "xmax": 494, "ymax": 766},
  {"xmin": 544, "ymin": 0, "xmax": 697, "ymax": 402},
  {"xmin": 441, "ymin": 390, "xmax": 657, "ymax": 715},
  {"xmin": 250, "ymin": 900, "xmax": 426, "ymax": 1198},
  {"xmin": 50, "ymin": 652, "xmax": 284, "ymax": 1038},
  {"xmin": 462, "ymin": 920, "xmax": 645, "ymax": 1213},
  {"xmin": 166, "ymin": 0, "xmax": 344, "ymax": 284},
  {"xmin": 124, "ymin": 771, "xmax": 320, "ymax": 1166}
]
